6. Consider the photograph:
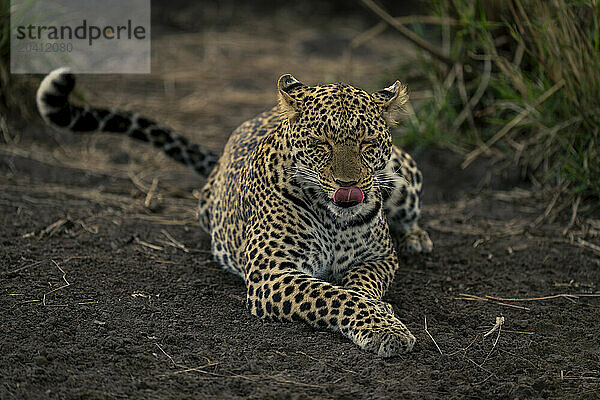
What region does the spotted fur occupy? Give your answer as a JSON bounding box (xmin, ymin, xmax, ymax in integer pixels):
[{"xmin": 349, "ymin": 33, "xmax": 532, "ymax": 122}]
[{"xmin": 37, "ymin": 69, "xmax": 433, "ymax": 357}]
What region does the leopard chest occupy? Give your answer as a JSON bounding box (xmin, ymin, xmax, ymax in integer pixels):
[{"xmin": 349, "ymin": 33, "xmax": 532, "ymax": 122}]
[{"xmin": 297, "ymin": 220, "xmax": 376, "ymax": 281}]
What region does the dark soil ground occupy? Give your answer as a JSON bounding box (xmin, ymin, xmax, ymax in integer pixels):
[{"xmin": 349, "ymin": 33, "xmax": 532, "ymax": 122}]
[{"xmin": 1, "ymin": 3, "xmax": 599, "ymax": 399}]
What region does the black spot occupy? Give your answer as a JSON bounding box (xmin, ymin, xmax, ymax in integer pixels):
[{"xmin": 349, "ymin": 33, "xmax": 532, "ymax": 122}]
[
  {"xmin": 343, "ymin": 308, "xmax": 355, "ymax": 316},
  {"xmin": 249, "ymin": 271, "xmax": 261, "ymax": 283},
  {"xmin": 104, "ymin": 114, "xmax": 132, "ymax": 133},
  {"xmin": 47, "ymin": 107, "xmax": 71, "ymax": 127},
  {"xmin": 272, "ymin": 292, "xmax": 282, "ymax": 303},
  {"xmin": 70, "ymin": 111, "xmax": 99, "ymax": 132},
  {"xmin": 282, "ymin": 300, "xmax": 292, "ymax": 315},
  {"xmin": 129, "ymin": 129, "xmax": 149, "ymax": 142},
  {"xmin": 42, "ymin": 93, "xmax": 67, "ymax": 108}
]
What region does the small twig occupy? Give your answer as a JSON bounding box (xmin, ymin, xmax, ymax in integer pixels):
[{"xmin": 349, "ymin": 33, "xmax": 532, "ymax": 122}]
[
  {"xmin": 452, "ymin": 55, "xmax": 492, "ymax": 132},
  {"xmin": 483, "ymin": 316, "xmax": 505, "ymax": 339},
  {"xmin": 502, "ymin": 329, "xmax": 534, "ymax": 335},
  {"xmin": 144, "ymin": 178, "xmax": 159, "ymax": 208},
  {"xmin": 478, "ymin": 316, "xmax": 505, "ymax": 368},
  {"xmin": 562, "ymin": 194, "xmax": 581, "ymax": 236},
  {"xmin": 486, "ymin": 293, "xmax": 600, "ymax": 302},
  {"xmin": 155, "ymin": 343, "xmax": 180, "ymax": 367},
  {"xmin": 424, "ymin": 316, "xmax": 443, "ymax": 355},
  {"xmin": 5, "ymin": 259, "xmax": 45, "ymax": 275},
  {"xmin": 42, "ymin": 260, "xmax": 71, "ymax": 306},
  {"xmin": 162, "ymin": 362, "xmax": 219, "ymax": 376},
  {"xmin": 573, "ymin": 238, "xmax": 600, "ymax": 256},
  {"xmin": 135, "ymin": 236, "xmax": 164, "ymax": 251},
  {"xmin": 160, "ymin": 229, "xmax": 189, "ymax": 253},
  {"xmin": 456, "ymin": 293, "xmax": 531, "ymax": 311}
]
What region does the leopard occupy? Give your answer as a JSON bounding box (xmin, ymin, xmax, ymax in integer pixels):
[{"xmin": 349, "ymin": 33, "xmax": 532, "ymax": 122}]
[{"xmin": 36, "ymin": 68, "xmax": 433, "ymax": 357}]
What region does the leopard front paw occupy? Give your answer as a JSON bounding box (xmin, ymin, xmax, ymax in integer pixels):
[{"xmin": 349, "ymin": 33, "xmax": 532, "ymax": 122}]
[
  {"xmin": 346, "ymin": 310, "xmax": 416, "ymax": 357},
  {"xmin": 403, "ymin": 226, "xmax": 433, "ymax": 254}
]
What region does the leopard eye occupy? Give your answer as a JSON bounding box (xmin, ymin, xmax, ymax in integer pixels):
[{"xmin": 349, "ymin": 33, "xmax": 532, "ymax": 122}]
[
  {"xmin": 311, "ymin": 138, "xmax": 330, "ymax": 149},
  {"xmin": 361, "ymin": 139, "xmax": 377, "ymax": 148}
]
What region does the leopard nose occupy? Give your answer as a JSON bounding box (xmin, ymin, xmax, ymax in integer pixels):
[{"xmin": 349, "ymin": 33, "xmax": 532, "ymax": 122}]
[{"xmin": 334, "ymin": 178, "xmax": 359, "ymax": 187}]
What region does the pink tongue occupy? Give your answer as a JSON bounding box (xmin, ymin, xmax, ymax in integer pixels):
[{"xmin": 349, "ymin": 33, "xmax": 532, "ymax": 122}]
[{"xmin": 333, "ymin": 186, "xmax": 364, "ymax": 204}]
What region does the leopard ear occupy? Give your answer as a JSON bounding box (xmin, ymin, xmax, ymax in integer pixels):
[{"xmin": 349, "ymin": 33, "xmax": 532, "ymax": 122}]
[
  {"xmin": 277, "ymin": 74, "xmax": 305, "ymax": 122},
  {"xmin": 372, "ymin": 80, "xmax": 408, "ymax": 126}
]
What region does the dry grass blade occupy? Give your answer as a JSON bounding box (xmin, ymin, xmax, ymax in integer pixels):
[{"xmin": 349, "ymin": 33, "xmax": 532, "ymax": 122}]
[
  {"xmin": 42, "ymin": 260, "xmax": 70, "ymax": 306},
  {"xmin": 134, "ymin": 236, "xmax": 164, "ymax": 251},
  {"xmin": 462, "ymin": 79, "xmax": 565, "ymax": 168},
  {"xmin": 155, "ymin": 343, "xmax": 181, "ymax": 367},
  {"xmin": 159, "ymin": 229, "xmax": 189, "ymax": 252},
  {"xmin": 457, "ymin": 293, "xmax": 531, "ymax": 311},
  {"xmin": 573, "ymin": 238, "xmax": 600, "ymax": 256},
  {"xmin": 486, "ymin": 293, "xmax": 600, "ymax": 302},
  {"xmin": 483, "ymin": 316, "xmax": 504, "ymax": 340},
  {"xmin": 144, "ymin": 177, "xmax": 159, "ymax": 208},
  {"xmin": 424, "ymin": 316, "xmax": 443, "ymax": 355},
  {"xmin": 166, "ymin": 362, "xmax": 219, "ymax": 376}
]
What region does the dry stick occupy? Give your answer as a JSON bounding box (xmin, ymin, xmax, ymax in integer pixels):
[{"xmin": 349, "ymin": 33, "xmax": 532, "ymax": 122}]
[
  {"xmin": 144, "ymin": 177, "xmax": 159, "ymax": 208},
  {"xmin": 483, "ymin": 316, "xmax": 505, "ymax": 339},
  {"xmin": 562, "ymin": 194, "xmax": 581, "ymax": 236},
  {"xmin": 457, "ymin": 293, "xmax": 531, "ymax": 311},
  {"xmin": 486, "ymin": 293, "xmax": 600, "ymax": 302},
  {"xmin": 462, "ymin": 79, "xmax": 566, "ymax": 168},
  {"xmin": 160, "ymin": 229, "xmax": 189, "ymax": 253},
  {"xmin": 533, "ymin": 186, "xmax": 565, "ymax": 226},
  {"xmin": 452, "ymin": 56, "xmax": 492, "ymax": 132},
  {"xmin": 42, "ymin": 260, "xmax": 70, "ymax": 306},
  {"xmin": 479, "ymin": 317, "xmax": 504, "ymax": 368},
  {"xmin": 181, "ymin": 368, "xmax": 324, "ymax": 388},
  {"xmin": 574, "ymin": 238, "xmax": 600, "ymax": 256},
  {"xmin": 163, "ymin": 362, "xmax": 219, "ymax": 376},
  {"xmin": 360, "ymin": 0, "xmax": 456, "ymax": 67},
  {"xmin": 6, "ymin": 259, "xmax": 45, "ymax": 275},
  {"xmin": 424, "ymin": 316, "xmax": 443, "ymax": 355},
  {"xmin": 134, "ymin": 236, "xmax": 164, "ymax": 251},
  {"xmin": 155, "ymin": 343, "xmax": 181, "ymax": 367},
  {"xmin": 0, "ymin": 114, "xmax": 16, "ymax": 144}
]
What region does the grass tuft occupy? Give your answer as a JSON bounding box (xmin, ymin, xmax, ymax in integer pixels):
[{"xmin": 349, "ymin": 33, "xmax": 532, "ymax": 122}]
[{"xmin": 396, "ymin": 0, "xmax": 600, "ymax": 216}]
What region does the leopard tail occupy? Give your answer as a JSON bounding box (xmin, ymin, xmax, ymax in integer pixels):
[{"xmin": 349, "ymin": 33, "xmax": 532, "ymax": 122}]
[{"xmin": 36, "ymin": 67, "xmax": 219, "ymax": 177}]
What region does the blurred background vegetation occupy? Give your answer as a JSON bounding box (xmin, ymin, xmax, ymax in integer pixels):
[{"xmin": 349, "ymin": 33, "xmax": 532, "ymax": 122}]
[
  {"xmin": 1, "ymin": 0, "xmax": 598, "ymax": 221},
  {"xmin": 383, "ymin": 0, "xmax": 599, "ymax": 219}
]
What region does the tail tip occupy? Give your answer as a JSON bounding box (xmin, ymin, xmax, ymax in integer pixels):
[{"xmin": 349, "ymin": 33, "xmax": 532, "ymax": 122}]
[{"xmin": 36, "ymin": 67, "xmax": 76, "ymax": 121}]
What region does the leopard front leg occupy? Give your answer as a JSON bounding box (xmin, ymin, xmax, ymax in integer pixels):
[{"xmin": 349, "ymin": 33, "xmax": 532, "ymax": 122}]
[
  {"xmin": 381, "ymin": 145, "xmax": 433, "ymax": 254},
  {"xmin": 244, "ymin": 258, "xmax": 415, "ymax": 357},
  {"xmin": 341, "ymin": 256, "xmax": 396, "ymax": 300},
  {"xmin": 339, "ymin": 254, "xmax": 399, "ymax": 315}
]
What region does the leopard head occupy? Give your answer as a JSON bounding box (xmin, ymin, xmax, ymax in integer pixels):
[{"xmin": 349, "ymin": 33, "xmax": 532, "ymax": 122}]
[{"xmin": 278, "ymin": 74, "xmax": 408, "ymax": 218}]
